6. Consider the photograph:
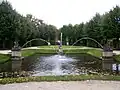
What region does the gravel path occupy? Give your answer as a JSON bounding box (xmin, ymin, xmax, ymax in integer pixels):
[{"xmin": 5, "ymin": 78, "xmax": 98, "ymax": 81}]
[{"xmin": 0, "ymin": 80, "xmax": 120, "ymax": 90}]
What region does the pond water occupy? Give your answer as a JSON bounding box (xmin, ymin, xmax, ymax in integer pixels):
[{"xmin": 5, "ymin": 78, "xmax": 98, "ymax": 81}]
[
  {"xmin": 22, "ymin": 54, "xmax": 102, "ymax": 76},
  {"xmin": 0, "ymin": 53, "xmax": 102, "ymax": 76}
]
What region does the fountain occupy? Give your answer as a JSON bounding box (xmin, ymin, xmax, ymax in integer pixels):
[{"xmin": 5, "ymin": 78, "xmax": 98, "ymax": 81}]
[
  {"xmin": 21, "ymin": 52, "xmax": 102, "ymax": 76},
  {"xmin": 64, "ymin": 37, "xmax": 116, "ymax": 72},
  {"xmin": 21, "ymin": 38, "xmax": 58, "ymax": 53},
  {"xmin": 33, "ymin": 55, "xmax": 62, "ymax": 76},
  {"xmin": 30, "ymin": 54, "xmax": 90, "ymax": 76},
  {"xmin": 22, "ymin": 38, "xmax": 51, "ymax": 48},
  {"xmin": 65, "ymin": 37, "xmax": 103, "ymax": 54},
  {"xmin": 57, "ymin": 33, "xmax": 63, "ymax": 54},
  {"xmin": 21, "ymin": 37, "xmax": 104, "ymax": 76},
  {"xmin": 1, "ymin": 35, "xmax": 116, "ymax": 76}
]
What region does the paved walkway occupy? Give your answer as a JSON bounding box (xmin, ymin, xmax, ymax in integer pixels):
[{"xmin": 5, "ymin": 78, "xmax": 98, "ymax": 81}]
[
  {"xmin": 0, "ymin": 50, "xmax": 11, "ymax": 54},
  {"xmin": 0, "ymin": 80, "xmax": 120, "ymax": 90},
  {"xmin": 113, "ymin": 50, "xmax": 120, "ymax": 55}
]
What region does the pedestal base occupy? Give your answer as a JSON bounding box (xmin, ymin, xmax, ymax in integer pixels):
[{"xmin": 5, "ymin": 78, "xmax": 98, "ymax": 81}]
[
  {"xmin": 102, "ymin": 57, "xmax": 114, "ymax": 71},
  {"xmin": 12, "ymin": 59, "xmax": 22, "ymax": 71}
]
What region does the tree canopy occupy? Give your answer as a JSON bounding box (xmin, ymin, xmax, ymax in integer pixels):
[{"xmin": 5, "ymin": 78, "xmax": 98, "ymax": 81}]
[
  {"xmin": 0, "ymin": 1, "xmax": 120, "ymax": 49},
  {"xmin": 60, "ymin": 6, "xmax": 120, "ymax": 48},
  {"xmin": 0, "ymin": 1, "xmax": 57, "ymax": 49}
]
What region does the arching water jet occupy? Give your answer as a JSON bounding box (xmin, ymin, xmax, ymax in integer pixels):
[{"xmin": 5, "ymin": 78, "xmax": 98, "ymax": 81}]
[{"xmin": 65, "ymin": 37, "xmax": 103, "ymax": 55}]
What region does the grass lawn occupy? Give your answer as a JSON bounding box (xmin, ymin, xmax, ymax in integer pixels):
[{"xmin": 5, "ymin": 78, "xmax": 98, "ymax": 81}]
[
  {"xmin": 21, "ymin": 49, "xmax": 57, "ymax": 57},
  {"xmin": 22, "ymin": 45, "xmax": 102, "ymax": 58},
  {"xmin": 0, "ymin": 54, "xmax": 10, "ymax": 63},
  {"xmin": 38, "ymin": 45, "xmax": 85, "ymax": 48}
]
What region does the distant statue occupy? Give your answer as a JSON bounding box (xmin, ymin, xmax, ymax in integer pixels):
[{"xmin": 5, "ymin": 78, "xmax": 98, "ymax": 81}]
[
  {"xmin": 57, "ymin": 40, "xmax": 62, "ymax": 49},
  {"xmin": 14, "ymin": 41, "xmax": 19, "ymax": 48},
  {"xmin": 103, "ymin": 43, "xmax": 112, "ymax": 51},
  {"xmin": 13, "ymin": 41, "xmax": 21, "ymax": 50},
  {"xmin": 56, "ymin": 40, "xmax": 63, "ymax": 54}
]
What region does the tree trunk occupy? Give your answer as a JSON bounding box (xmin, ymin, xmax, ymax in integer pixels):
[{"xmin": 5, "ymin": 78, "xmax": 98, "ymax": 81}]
[
  {"xmin": 116, "ymin": 38, "xmax": 119, "ymax": 49},
  {"xmin": 2, "ymin": 41, "xmax": 5, "ymax": 49}
]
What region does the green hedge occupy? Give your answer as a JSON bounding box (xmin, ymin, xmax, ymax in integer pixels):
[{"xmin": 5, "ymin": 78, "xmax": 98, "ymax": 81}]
[{"xmin": 0, "ymin": 75, "xmax": 120, "ymax": 84}]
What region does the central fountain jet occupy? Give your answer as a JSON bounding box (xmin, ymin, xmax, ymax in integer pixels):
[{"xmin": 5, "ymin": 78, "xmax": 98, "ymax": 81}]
[{"xmin": 57, "ymin": 33, "xmax": 63, "ymax": 54}]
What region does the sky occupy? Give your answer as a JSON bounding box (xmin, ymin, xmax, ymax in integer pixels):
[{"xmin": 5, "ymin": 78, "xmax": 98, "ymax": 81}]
[{"xmin": 4, "ymin": 0, "xmax": 120, "ymax": 28}]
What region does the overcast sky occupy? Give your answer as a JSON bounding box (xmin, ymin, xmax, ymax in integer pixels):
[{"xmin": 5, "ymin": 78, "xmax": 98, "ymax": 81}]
[{"xmin": 6, "ymin": 0, "xmax": 120, "ymax": 28}]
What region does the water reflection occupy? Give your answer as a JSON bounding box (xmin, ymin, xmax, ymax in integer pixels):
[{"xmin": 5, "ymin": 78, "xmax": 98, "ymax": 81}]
[
  {"xmin": 22, "ymin": 54, "xmax": 102, "ymax": 76},
  {"xmin": 0, "ymin": 61, "xmax": 11, "ymax": 72},
  {"xmin": 0, "ymin": 54, "xmax": 102, "ymax": 76}
]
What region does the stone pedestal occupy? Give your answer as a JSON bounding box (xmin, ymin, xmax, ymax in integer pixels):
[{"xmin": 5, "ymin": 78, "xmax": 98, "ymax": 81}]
[
  {"xmin": 11, "ymin": 42, "xmax": 22, "ymax": 71},
  {"xmin": 12, "ymin": 58, "xmax": 22, "ymax": 71},
  {"xmin": 102, "ymin": 52, "xmax": 113, "ymax": 57},
  {"xmin": 102, "ymin": 57, "xmax": 114, "ymax": 70},
  {"xmin": 102, "ymin": 51, "xmax": 114, "ymax": 71}
]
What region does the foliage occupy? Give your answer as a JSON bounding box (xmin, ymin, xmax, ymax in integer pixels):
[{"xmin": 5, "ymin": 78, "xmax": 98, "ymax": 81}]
[
  {"xmin": 0, "ymin": 1, "xmax": 120, "ymax": 50},
  {"xmin": 114, "ymin": 55, "xmax": 120, "ymax": 62},
  {"xmin": 0, "ymin": 75, "xmax": 120, "ymax": 84},
  {"xmin": 0, "ymin": 1, "xmax": 57, "ymax": 49},
  {"xmin": 60, "ymin": 6, "xmax": 120, "ymax": 49}
]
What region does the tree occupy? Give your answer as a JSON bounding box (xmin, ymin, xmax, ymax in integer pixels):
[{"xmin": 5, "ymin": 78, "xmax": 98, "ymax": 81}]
[
  {"xmin": 83, "ymin": 13, "xmax": 102, "ymax": 47},
  {"xmin": 0, "ymin": 1, "xmax": 21, "ymax": 48}
]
